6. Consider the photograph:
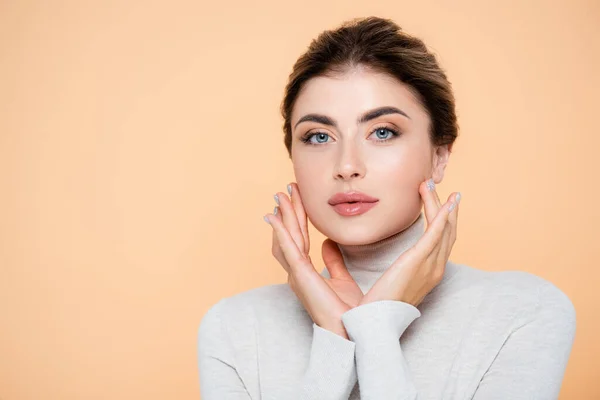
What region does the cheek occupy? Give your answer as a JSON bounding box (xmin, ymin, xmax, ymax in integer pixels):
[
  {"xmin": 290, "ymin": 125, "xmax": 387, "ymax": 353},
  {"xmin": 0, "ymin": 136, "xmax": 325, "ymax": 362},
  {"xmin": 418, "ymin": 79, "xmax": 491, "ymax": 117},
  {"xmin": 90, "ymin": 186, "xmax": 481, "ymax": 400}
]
[
  {"xmin": 293, "ymin": 150, "xmax": 331, "ymax": 184},
  {"xmin": 368, "ymin": 152, "xmax": 428, "ymax": 212},
  {"xmin": 293, "ymin": 163, "xmax": 326, "ymax": 210},
  {"xmin": 370, "ymin": 150, "xmax": 427, "ymax": 185}
]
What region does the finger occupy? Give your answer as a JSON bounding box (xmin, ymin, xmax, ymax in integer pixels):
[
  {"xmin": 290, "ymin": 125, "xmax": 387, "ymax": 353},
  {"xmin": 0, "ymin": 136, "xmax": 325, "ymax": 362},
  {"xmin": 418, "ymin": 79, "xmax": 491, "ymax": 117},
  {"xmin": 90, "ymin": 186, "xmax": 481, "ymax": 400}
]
[
  {"xmin": 415, "ymin": 196, "xmax": 454, "ymax": 258},
  {"xmin": 275, "ymin": 191, "xmax": 306, "ymax": 255},
  {"xmin": 424, "ymin": 192, "xmax": 453, "ymax": 279},
  {"xmin": 271, "ymin": 206, "xmax": 292, "ymax": 274},
  {"xmin": 438, "ymin": 192, "xmax": 460, "ymax": 264},
  {"xmin": 289, "ymin": 182, "xmax": 310, "ymax": 254},
  {"xmin": 431, "ymin": 180, "xmax": 442, "ymax": 209},
  {"xmin": 322, "ymin": 239, "xmax": 352, "ymax": 280},
  {"xmin": 435, "ymin": 192, "xmax": 459, "ymax": 266},
  {"xmin": 434, "ymin": 223, "xmax": 451, "ymax": 264},
  {"xmin": 420, "ymin": 178, "xmax": 441, "ymax": 224},
  {"xmin": 265, "ymin": 212, "xmax": 311, "ymax": 274}
]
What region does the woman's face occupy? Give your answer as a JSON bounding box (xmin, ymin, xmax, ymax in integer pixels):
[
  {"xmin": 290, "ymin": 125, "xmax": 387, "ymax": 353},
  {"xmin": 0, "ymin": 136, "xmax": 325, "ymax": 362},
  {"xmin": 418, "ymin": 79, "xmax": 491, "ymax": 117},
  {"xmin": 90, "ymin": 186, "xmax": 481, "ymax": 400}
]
[{"xmin": 290, "ymin": 65, "xmax": 450, "ymax": 245}]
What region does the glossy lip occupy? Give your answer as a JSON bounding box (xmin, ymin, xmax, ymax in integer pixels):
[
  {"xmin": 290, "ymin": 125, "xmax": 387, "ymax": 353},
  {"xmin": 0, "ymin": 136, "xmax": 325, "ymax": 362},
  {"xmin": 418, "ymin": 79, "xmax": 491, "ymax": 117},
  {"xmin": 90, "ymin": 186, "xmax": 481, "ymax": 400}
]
[
  {"xmin": 327, "ymin": 191, "xmax": 379, "ymax": 205},
  {"xmin": 331, "ymin": 201, "xmax": 379, "ymax": 216}
]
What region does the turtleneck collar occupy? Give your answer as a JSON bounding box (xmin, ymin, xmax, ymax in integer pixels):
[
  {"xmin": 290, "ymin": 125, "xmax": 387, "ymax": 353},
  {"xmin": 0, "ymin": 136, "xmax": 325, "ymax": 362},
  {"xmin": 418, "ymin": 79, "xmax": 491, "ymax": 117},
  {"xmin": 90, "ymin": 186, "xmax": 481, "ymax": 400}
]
[{"xmin": 319, "ymin": 211, "xmax": 458, "ymax": 296}]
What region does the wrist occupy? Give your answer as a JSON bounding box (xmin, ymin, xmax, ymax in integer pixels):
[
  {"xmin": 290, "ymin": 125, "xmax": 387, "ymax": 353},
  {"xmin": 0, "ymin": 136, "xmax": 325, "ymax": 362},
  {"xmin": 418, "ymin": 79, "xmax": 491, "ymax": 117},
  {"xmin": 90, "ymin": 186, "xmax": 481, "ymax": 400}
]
[{"xmin": 318, "ymin": 320, "xmax": 349, "ymax": 340}]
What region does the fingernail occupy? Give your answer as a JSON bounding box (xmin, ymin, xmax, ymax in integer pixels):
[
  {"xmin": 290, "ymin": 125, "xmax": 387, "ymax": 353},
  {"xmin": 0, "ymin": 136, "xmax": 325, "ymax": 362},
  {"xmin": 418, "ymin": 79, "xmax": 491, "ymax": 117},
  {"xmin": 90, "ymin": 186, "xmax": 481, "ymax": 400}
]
[
  {"xmin": 263, "ymin": 215, "xmax": 271, "ymax": 224},
  {"xmin": 274, "ymin": 194, "xmax": 279, "ymax": 205},
  {"xmin": 449, "ymin": 202, "xmax": 456, "ymax": 212},
  {"xmin": 456, "ymin": 192, "xmax": 462, "ymax": 204},
  {"xmin": 273, "ymin": 206, "xmax": 278, "ymax": 215},
  {"xmin": 287, "ymin": 184, "xmax": 292, "ymax": 195},
  {"xmin": 427, "ymin": 179, "xmax": 435, "ymax": 191}
]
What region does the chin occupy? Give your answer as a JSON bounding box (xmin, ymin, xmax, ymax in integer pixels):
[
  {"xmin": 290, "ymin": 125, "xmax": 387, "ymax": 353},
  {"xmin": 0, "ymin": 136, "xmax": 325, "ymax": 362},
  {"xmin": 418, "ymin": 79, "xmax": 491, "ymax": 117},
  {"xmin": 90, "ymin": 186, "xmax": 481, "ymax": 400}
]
[
  {"xmin": 309, "ymin": 206, "xmax": 420, "ymax": 246},
  {"xmin": 313, "ymin": 217, "xmax": 389, "ymax": 246}
]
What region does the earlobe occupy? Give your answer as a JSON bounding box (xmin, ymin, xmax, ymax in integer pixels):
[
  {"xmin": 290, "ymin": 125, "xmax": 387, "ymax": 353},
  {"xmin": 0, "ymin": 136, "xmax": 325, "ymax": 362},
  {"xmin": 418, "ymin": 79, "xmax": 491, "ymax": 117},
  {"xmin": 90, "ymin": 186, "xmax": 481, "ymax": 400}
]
[
  {"xmin": 431, "ymin": 145, "xmax": 451, "ymax": 184},
  {"xmin": 432, "ymin": 166, "xmax": 445, "ymax": 183}
]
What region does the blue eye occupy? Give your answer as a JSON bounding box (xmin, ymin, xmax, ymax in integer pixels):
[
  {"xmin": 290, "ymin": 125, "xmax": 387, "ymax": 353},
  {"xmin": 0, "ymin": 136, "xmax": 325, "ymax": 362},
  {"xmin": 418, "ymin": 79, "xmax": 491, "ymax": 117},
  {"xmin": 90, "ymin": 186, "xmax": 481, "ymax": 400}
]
[
  {"xmin": 300, "ymin": 126, "xmax": 400, "ymax": 146},
  {"xmin": 371, "ymin": 127, "xmax": 397, "ymax": 140},
  {"xmin": 303, "ymin": 132, "xmax": 331, "ymax": 145}
]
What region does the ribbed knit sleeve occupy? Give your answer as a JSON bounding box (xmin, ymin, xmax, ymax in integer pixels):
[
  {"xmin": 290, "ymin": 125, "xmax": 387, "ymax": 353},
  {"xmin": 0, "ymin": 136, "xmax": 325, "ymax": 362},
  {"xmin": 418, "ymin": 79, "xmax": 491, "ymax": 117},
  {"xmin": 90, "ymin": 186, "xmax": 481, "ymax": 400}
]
[
  {"xmin": 341, "ymin": 300, "xmax": 422, "ymax": 400},
  {"xmin": 197, "ymin": 298, "xmax": 358, "ymax": 400},
  {"xmin": 299, "ymin": 322, "xmax": 358, "ymax": 398}
]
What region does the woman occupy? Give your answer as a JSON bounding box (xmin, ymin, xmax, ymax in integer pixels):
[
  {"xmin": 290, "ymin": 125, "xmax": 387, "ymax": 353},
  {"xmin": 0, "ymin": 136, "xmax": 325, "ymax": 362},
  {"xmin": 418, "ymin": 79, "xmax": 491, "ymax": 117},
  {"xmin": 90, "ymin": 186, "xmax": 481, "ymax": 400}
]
[{"xmin": 198, "ymin": 16, "xmax": 576, "ymax": 399}]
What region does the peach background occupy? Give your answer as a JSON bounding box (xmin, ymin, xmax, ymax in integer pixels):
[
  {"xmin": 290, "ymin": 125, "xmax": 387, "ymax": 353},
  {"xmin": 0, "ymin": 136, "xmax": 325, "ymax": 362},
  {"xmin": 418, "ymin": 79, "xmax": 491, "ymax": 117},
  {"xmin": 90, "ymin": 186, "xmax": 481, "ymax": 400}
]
[{"xmin": 0, "ymin": 1, "xmax": 598, "ymax": 399}]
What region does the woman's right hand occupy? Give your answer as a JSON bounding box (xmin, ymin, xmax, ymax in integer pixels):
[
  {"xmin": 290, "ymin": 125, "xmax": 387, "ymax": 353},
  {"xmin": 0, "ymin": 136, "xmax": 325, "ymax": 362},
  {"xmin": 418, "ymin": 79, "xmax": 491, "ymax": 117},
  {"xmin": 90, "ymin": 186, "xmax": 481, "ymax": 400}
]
[{"xmin": 264, "ymin": 182, "xmax": 363, "ymax": 339}]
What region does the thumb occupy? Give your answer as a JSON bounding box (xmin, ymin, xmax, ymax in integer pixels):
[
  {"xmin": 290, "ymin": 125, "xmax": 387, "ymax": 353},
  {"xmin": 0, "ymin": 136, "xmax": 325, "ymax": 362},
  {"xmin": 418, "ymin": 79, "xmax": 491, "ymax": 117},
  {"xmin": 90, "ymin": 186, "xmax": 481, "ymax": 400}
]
[{"xmin": 322, "ymin": 239, "xmax": 352, "ymax": 280}]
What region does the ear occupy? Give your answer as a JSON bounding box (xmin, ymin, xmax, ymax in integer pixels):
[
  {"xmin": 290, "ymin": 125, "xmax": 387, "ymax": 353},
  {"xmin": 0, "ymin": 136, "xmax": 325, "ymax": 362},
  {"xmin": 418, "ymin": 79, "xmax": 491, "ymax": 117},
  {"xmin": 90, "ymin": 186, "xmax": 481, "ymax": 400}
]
[{"xmin": 431, "ymin": 144, "xmax": 452, "ymax": 184}]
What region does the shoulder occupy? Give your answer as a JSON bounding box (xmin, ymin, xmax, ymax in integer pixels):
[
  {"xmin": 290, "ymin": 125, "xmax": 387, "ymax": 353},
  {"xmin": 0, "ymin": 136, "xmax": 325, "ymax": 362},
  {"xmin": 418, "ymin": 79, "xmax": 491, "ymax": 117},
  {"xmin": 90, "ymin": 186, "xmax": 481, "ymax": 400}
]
[
  {"xmin": 450, "ymin": 261, "xmax": 570, "ymax": 300},
  {"xmin": 487, "ymin": 269, "xmax": 577, "ymax": 355},
  {"xmin": 223, "ymin": 282, "xmax": 304, "ymax": 315},
  {"xmin": 198, "ymin": 283, "xmax": 304, "ymax": 333},
  {"xmin": 492, "ymin": 269, "xmax": 575, "ymax": 317},
  {"xmin": 449, "ymin": 261, "xmax": 576, "ymax": 328}
]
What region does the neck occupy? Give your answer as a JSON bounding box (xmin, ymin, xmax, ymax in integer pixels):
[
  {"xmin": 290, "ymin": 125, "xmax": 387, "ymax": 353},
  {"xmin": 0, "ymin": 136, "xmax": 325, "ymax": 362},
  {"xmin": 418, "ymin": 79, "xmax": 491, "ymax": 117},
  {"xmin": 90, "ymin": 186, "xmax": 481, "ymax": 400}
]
[{"xmin": 319, "ymin": 211, "xmax": 457, "ymax": 295}]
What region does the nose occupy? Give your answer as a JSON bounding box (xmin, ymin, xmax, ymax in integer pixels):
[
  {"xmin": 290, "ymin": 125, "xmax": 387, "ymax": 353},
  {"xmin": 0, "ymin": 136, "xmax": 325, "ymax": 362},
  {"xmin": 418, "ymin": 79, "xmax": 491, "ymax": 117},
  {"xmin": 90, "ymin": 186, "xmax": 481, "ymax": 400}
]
[{"xmin": 333, "ymin": 141, "xmax": 366, "ymax": 181}]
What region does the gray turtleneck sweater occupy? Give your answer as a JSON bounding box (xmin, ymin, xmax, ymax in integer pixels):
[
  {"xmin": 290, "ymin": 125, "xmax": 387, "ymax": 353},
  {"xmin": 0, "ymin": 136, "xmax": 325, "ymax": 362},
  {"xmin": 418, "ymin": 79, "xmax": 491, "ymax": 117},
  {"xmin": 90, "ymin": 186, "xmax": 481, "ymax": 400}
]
[{"xmin": 197, "ymin": 212, "xmax": 576, "ymax": 399}]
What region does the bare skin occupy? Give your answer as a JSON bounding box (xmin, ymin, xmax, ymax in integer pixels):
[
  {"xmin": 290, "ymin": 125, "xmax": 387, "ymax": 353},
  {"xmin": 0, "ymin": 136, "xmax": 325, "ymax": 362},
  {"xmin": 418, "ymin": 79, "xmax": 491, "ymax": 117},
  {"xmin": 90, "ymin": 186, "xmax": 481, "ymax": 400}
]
[
  {"xmin": 263, "ymin": 65, "xmax": 460, "ymax": 339},
  {"xmin": 264, "ymin": 180, "xmax": 460, "ymax": 339}
]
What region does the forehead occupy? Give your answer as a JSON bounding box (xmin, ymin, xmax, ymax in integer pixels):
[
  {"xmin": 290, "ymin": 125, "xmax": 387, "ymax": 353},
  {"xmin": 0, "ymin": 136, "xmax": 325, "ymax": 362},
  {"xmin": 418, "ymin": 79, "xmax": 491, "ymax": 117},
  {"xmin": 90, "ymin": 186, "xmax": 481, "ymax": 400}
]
[{"xmin": 291, "ymin": 67, "xmax": 428, "ymax": 128}]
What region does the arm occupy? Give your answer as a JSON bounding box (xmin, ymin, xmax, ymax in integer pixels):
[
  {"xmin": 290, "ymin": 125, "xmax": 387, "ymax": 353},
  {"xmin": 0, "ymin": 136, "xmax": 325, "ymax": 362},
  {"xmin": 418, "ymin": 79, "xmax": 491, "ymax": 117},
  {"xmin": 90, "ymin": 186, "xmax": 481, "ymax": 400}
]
[
  {"xmin": 197, "ymin": 299, "xmax": 252, "ymax": 399},
  {"xmin": 471, "ymin": 282, "xmax": 576, "ymax": 399},
  {"xmin": 301, "ymin": 322, "xmax": 358, "ymax": 398},
  {"xmin": 197, "ymin": 298, "xmax": 358, "ymax": 399},
  {"xmin": 341, "ymin": 300, "xmax": 422, "ymax": 400}
]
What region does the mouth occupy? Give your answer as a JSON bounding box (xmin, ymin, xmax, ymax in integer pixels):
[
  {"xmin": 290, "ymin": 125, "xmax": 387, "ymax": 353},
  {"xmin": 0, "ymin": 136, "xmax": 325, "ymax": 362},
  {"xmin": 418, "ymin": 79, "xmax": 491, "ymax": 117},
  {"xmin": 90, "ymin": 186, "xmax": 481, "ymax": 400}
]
[
  {"xmin": 330, "ymin": 200, "xmax": 379, "ymax": 216},
  {"xmin": 327, "ymin": 191, "xmax": 379, "ymax": 205}
]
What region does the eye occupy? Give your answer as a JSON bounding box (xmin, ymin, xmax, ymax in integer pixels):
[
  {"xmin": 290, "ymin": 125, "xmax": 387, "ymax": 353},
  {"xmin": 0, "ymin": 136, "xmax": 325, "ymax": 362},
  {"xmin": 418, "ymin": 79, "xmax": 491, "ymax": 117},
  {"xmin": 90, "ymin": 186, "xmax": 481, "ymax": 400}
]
[
  {"xmin": 300, "ymin": 132, "xmax": 331, "ymax": 146},
  {"xmin": 369, "ymin": 126, "xmax": 399, "ymax": 141},
  {"xmin": 299, "ymin": 125, "xmax": 401, "ymax": 147}
]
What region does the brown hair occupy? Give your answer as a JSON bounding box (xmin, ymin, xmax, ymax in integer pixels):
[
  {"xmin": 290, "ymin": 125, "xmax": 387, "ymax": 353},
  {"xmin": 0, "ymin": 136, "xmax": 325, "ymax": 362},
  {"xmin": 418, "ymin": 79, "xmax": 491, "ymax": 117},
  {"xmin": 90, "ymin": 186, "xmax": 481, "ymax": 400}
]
[{"xmin": 280, "ymin": 16, "xmax": 459, "ymax": 158}]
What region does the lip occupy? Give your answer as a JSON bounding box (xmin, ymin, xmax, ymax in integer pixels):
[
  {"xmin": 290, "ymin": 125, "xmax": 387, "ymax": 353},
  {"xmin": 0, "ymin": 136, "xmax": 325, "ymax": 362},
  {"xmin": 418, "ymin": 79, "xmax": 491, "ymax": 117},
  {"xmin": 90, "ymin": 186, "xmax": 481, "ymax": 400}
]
[
  {"xmin": 328, "ymin": 191, "xmax": 379, "ymax": 205},
  {"xmin": 328, "ymin": 191, "xmax": 379, "ymax": 217},
  {"xmin": 331, "ymin": 201, "xmax": 379, "ymax": 216}
]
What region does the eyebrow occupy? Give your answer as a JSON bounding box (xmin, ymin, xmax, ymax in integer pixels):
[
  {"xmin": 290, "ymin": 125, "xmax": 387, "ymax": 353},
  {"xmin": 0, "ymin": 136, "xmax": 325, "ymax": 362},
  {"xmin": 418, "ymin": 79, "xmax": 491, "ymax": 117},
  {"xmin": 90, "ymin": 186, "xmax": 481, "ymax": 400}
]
[{"xmin": 293, "ymin": 106, "xmax": 411, "ymax": 131}]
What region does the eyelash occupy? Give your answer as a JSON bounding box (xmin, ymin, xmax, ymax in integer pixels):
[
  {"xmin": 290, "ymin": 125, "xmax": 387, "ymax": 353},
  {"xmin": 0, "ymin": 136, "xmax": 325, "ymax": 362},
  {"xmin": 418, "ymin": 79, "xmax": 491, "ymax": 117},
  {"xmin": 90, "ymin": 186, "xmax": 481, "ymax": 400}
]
[{"xmin": 300, "ymin": 126, "xmax": 401, "ymax": 146}]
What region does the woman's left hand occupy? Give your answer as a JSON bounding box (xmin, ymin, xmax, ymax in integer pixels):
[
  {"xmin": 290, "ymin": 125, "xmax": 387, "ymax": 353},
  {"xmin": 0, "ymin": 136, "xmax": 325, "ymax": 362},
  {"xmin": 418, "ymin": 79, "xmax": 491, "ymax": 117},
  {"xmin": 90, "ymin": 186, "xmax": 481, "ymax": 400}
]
[{"xmin": 359, "ymin": 179, "xmax": 461, "ymax": 308}]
